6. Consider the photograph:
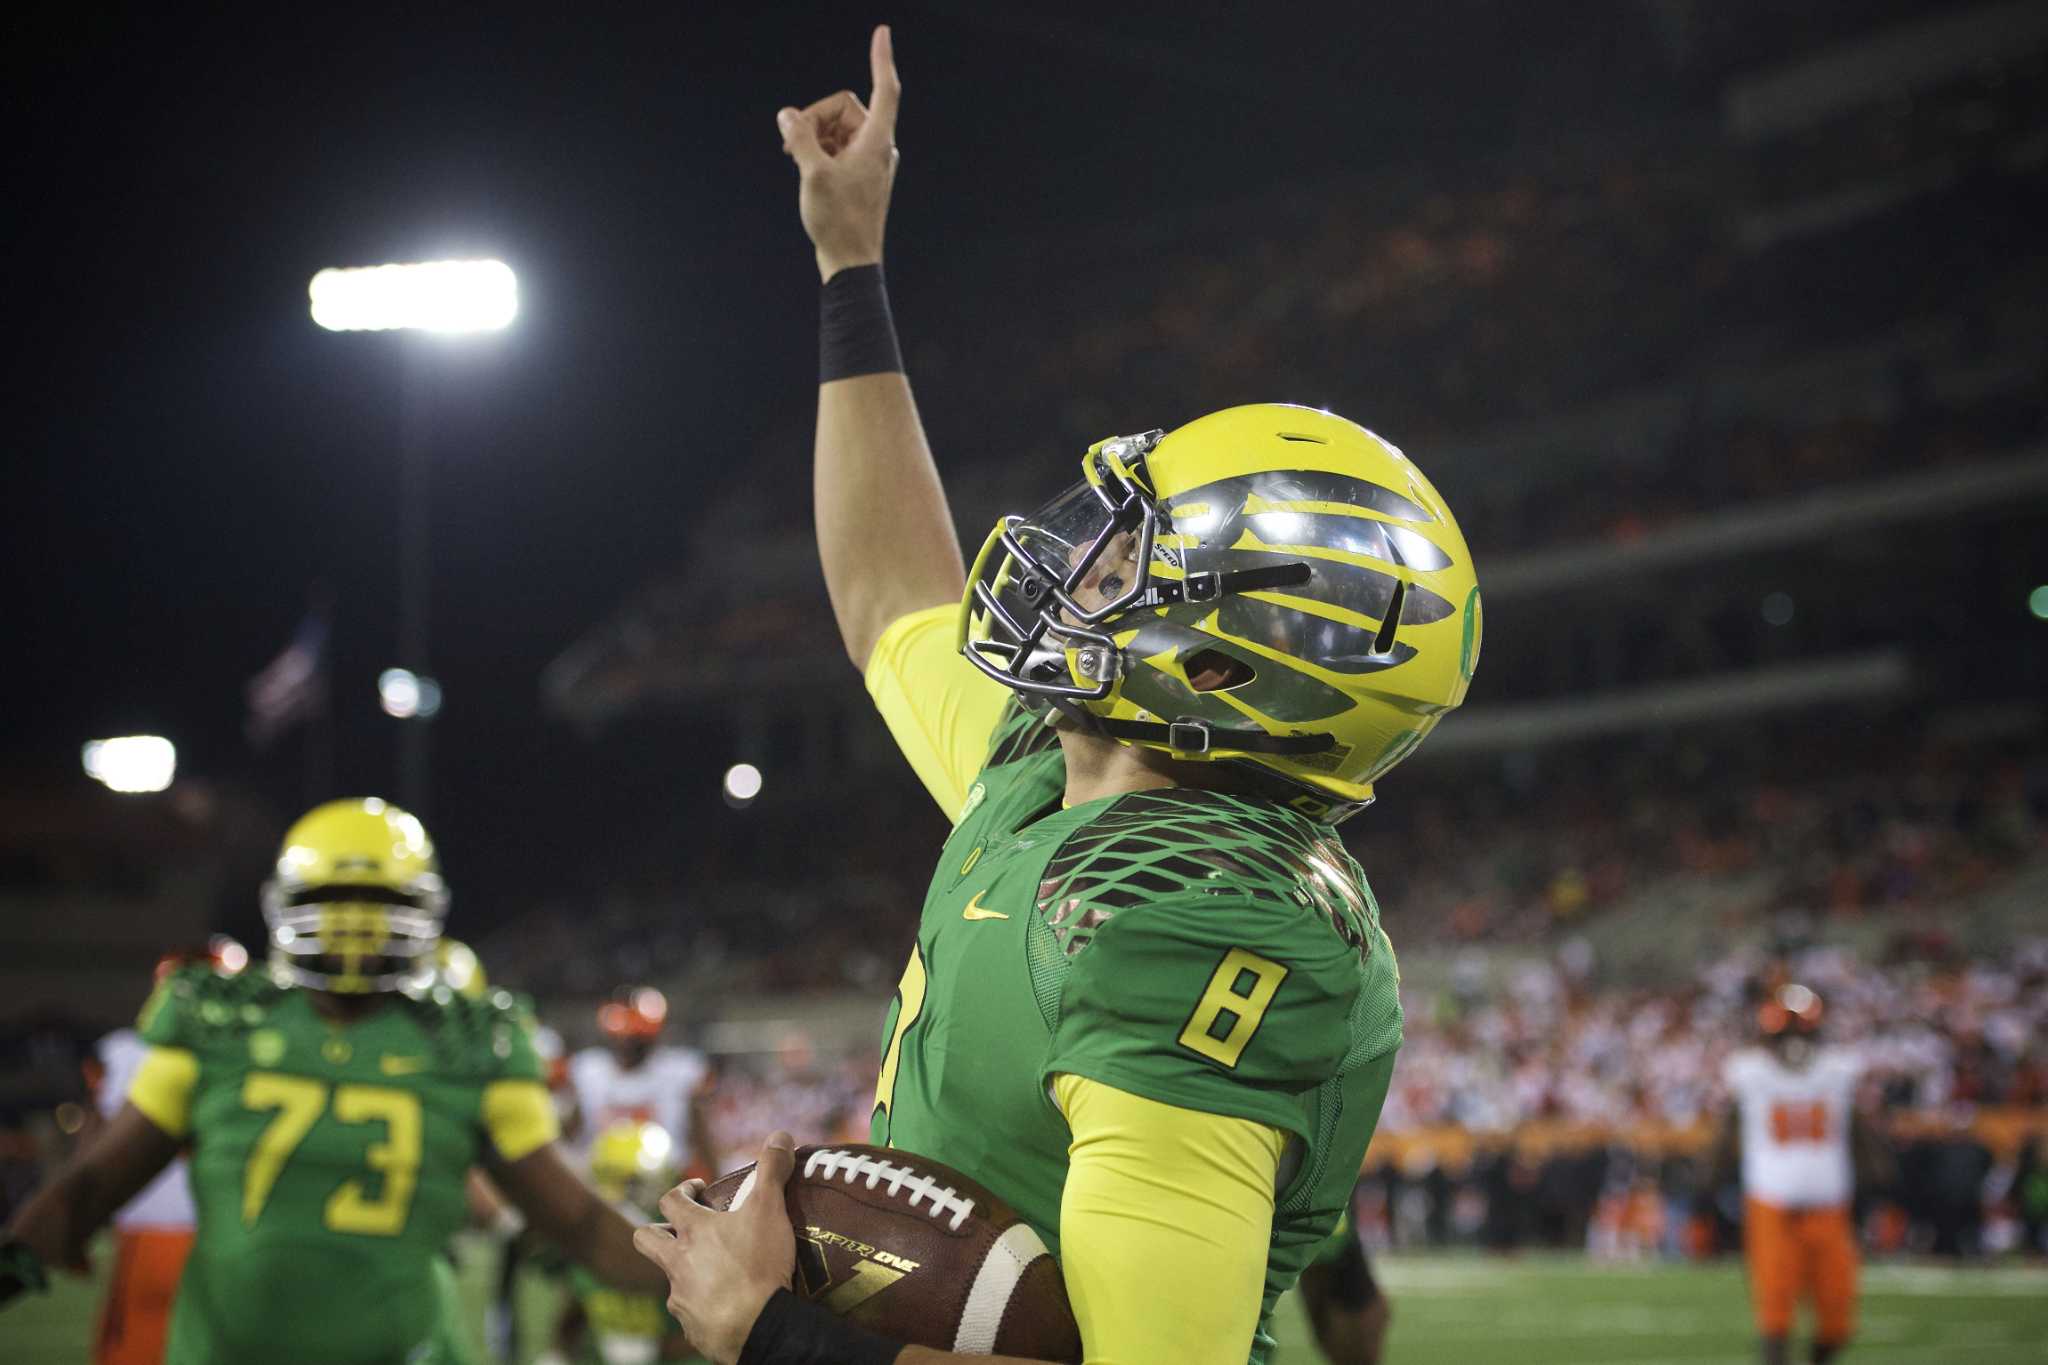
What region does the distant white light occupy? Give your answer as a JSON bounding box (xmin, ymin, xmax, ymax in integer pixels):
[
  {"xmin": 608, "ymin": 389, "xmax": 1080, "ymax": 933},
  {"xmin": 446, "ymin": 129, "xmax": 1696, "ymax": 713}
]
[
  {"xmin": 310, "ymin": 259, "xmax": 518, "ymax": 333},
  {"xmin": 213, "ymin": 937, "xmax": 250, "ymax": 973},
  {"xmin": 723, "ymin": 762, "xmax": 763, "ymax": 807},
  {"xmin": 637, "ymin": 1125, "xmax": 674, "ymax": 1167},
  {"xmin": 378, "ymin": 669, "xmax": 443, "ymax": 720},
  {"xmin": 379, "ymin": 668, "xmax": 421, "ymax": 719},
  {"xmin": 82, "ymin": 735, "xmax": 176, "ymax": 793}
]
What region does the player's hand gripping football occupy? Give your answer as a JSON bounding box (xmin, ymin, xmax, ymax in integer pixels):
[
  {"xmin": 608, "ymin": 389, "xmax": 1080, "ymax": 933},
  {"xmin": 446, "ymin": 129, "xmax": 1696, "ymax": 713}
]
[
  {"xmin": 776, "ymin": 24, "xmax": 901, "ymax": 282},
  {"xmin": 633, "ymin": 1131, "xmax": 798, "ymax": 1365}
]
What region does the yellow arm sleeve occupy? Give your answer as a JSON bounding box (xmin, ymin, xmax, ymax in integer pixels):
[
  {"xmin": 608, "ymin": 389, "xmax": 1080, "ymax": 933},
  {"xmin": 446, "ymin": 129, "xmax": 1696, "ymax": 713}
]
[
  {"xmin": 126, "ymin": 1047, "xmax": 199, "ymax": 1140},
  {"xmin": 482, "ymin": 1079, "xmax": 560, "ymax": 1163},
  {"xmin": 1052, "ymin": 1073, "xmax": 1285, "ymax": 1365},
  {"xmin": 863, "ymin": 603, "xmax": 1012, "ymax": 822}
]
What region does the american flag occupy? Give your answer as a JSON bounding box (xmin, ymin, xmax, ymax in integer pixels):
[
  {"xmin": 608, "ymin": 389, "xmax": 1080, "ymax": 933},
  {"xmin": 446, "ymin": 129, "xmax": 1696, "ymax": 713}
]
[{"xmin": 245, "ymin": 608, "xmax": 329, "ymax": 748}]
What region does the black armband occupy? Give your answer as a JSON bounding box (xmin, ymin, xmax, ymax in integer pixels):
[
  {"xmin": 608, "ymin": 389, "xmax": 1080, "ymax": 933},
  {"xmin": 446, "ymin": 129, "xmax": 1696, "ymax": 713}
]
[
  {"xmin": 0, "ymin": 1239, "xmax": 50, "ymax": 1307},
  {"xmin": 738, "ymin": 1288, "xmax": 901, "ymax": 1365},
  {"xmin": 819, "ymin": 264, "xmax": 904, "ymax": 384}
]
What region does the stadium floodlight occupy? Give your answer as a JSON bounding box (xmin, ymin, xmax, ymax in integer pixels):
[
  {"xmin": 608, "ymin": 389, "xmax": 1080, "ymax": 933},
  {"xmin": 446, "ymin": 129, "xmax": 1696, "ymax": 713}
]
[
  {"xmin": 309, "ymin": 259, "xmax": 517, "ymax": 333},
  {"xmin": 82, "ymin": 735, "xmax": 176, "ymax": 793},
  {"xmin": 379, "ymin": 668, "xmax": 421, "ymax": 719},
  {"xmin": 380, "ymin": 668, "xmax": 444, "ymax": 720},
  {"xmin": 723, "ymin": 762, "xmax": 763, "ymax": 808}
]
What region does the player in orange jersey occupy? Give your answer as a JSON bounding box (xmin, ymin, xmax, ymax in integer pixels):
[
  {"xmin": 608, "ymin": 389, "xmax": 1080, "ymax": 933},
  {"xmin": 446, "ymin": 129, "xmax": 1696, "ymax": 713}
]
[
  {"xmin": 1712, "ymin": 984, "xmax": 1894, "ymax": 1365},
  {"xmin": 568, "ymin": 987, "xmax": 718, "ymax": 1175}
]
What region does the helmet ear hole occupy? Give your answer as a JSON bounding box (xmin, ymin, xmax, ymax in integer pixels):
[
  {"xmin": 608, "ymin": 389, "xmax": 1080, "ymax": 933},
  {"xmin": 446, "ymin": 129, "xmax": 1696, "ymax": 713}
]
[{"xmin": 1185, "ymin": 648, "xmax": 1257, "ymax": 693}]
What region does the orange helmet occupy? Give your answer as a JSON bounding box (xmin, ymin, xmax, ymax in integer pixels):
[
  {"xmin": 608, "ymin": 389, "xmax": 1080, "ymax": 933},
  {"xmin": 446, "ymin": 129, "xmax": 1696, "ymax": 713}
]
[
  {"xmin": 598, "ymin": 986, "xmax": 668, "ymax": 1041},
  {"xmin": 1757, "ymin": 983, "xmax": 1824, "ymax": 1038}
]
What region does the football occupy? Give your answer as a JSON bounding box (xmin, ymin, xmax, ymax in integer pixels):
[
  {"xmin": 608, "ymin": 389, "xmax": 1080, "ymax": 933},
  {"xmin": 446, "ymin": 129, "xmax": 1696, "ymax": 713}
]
[{"xmin": 700, "ymin": 1143, "xmax": 1081, "ymax": 1360}]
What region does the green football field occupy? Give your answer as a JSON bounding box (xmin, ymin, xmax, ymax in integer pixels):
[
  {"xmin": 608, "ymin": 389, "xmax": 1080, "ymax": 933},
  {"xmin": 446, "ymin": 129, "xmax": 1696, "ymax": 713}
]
[{"xmin": 11, "ymin": 1244, "xmax": 2045, "ymax": 1363}]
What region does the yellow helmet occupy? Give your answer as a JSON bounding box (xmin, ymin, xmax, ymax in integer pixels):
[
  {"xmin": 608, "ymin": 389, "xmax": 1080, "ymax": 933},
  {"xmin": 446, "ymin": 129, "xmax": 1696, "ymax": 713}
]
[
  {"xmin": 589, "ymin": 1120, "xmax": 679, "ymax": 1208},
  {"xmin": 434, "ymin": 937, "xmax": 488, "ymax": 1000},
  {"xmin": 260, "ymin": 797, "xmax": 449, "ymax": 993},
  {"xmin": 963, "ymin": 404, "xmax": 1480, "ymax": 822}
]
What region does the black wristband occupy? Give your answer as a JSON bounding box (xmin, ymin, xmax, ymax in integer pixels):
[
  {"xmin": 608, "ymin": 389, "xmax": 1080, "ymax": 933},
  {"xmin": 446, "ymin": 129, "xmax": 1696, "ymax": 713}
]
[
  {"xmin": 737, "ymin": 1287, "xmax": 901, "ymax": 1365},
  {"xmin": 819, "ymin": 263, "xmax": 904, "ymax": 384}
]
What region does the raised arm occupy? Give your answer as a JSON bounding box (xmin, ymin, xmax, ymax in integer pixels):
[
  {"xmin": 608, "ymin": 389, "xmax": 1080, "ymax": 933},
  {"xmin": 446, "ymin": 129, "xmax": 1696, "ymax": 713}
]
[{"xmin": 777, "ymin": 25, "xmax": 965, "ymax": 667}]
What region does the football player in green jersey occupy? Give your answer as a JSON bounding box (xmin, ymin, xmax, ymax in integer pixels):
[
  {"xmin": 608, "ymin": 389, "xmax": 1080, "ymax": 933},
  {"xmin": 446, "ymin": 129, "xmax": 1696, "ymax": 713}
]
[
  {"xmin": 1, "ymin": 798, "xmax": 668, "ymax": 1364},
  {"xmin": 538, "ymin": 1120, "xmax": 696, "ymax": 1365},
  {"xmin": 632, "ymin": 25, "xmax": 1480, "ymax": 1365}
]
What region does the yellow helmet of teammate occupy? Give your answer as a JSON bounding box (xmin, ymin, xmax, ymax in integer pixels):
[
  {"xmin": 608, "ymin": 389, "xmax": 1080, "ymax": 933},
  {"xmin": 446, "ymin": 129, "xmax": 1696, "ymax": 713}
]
[
  {"xmin": 963, "ymin": 404, "xmax": 1481, "ymax": 822},
  {"xmin": 434, "ymin": 937, "xmax": 488, "ymax": 1000},
  {"xmin": 589, "ymin": 1120, "xmax": 680, "ymax": 1209},
  {"xmin": 260, "ymin": 797, "xmax": 449, "ymax": 994}
]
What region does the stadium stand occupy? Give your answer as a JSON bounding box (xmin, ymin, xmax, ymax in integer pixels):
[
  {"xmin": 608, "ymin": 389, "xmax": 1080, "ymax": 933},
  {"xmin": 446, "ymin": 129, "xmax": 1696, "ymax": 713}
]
[{"xmin": 7, "ymin": 1, "xmax": 2044, "ymax": 1298}]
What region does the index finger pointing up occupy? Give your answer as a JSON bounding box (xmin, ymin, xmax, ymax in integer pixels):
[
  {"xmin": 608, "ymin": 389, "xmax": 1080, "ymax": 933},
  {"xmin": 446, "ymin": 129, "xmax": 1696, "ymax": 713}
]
[{"xmin": 864, "ymin": 24, "xmax": 900, "ymax": 142}]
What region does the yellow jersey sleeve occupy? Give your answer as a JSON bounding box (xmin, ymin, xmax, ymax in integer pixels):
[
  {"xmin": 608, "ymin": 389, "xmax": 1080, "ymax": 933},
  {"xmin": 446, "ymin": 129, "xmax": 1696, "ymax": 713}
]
[
  {"xmin": 127, "ymin": 1046, "xmax": 199, "ymax": 1140},
  {"xmin": 482, "ymin": 1078, "xmax": 560, "ymax": 1163},
  {"xmin": 863, "ymin": 603, "xmax": 1012, "ymax": 822},
  {"xmin": 1052, "ymin": 1072, "xmax": 1284, "ymax": 1365}
]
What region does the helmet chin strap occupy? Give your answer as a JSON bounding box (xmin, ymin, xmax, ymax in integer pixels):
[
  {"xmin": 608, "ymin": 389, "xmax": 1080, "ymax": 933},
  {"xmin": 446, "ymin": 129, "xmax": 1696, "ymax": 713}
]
[{"xmin": 1045, "ymin": 684, "xmax": 1334, "ymax": 755}]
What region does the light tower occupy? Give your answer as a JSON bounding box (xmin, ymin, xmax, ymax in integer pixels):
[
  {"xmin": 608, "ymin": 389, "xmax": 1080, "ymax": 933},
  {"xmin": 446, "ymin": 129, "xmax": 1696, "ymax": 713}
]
[{"xmin": 310, "ymin": 258, "xmax": 517, "ymax": 810}]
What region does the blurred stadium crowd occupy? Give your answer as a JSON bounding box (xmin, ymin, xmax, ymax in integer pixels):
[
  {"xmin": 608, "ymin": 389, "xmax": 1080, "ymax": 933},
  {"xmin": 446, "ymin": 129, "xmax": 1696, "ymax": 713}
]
[
  {"xmin": 495, "ymin": 10, "xmax": 2048, "ymax": 1272},
  {"xmin": 682, "ymin": 927, "xmax": 2048, "ymax": 1264}
]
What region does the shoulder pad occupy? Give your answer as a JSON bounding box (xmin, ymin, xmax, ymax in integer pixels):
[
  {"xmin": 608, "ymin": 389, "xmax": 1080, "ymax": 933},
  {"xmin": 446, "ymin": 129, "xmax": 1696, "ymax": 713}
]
[
  {"xmin": 404, "ymin": 985, "xmax": 539, "ymax": 1078},
  {"xmin": 139, "ymin": 964, "xmax": 287, "ymax": 1044},
  {"xmin": 1037, "ymin": 788, "xmax": 1382, "ymax": 961}
]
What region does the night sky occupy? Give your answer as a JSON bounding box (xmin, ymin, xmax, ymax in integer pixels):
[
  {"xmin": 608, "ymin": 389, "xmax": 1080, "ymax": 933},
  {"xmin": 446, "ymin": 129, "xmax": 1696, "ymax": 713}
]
[{"xmin": 6, "ymin": 2, "xmax": 1747, "ymax": 928}]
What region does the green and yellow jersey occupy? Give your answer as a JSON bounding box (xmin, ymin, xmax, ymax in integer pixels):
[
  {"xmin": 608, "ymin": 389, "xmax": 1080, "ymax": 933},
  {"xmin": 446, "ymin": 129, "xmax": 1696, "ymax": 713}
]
[
  {"xmin": 128, "ymin": 964, "xmax": 557, "ymax": 1365},
  {"xmin": 866, "ymin": 605, "xmax": 1402, "ymax": 1364}
]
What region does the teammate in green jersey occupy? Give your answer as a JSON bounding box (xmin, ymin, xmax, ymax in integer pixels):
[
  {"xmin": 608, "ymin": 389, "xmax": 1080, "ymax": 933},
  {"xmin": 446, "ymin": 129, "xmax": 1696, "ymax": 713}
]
[
  {"xmin": 632, "ymin": 25, "xmax": 1480, "ymax": 1365},
  {"xmin": 1, "ymin": 798, "xmax": 667, "ymax": 1364},
  {"xmin": 538, "ymin": 1120, "xmax": 696, "ymax": 1365}
]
